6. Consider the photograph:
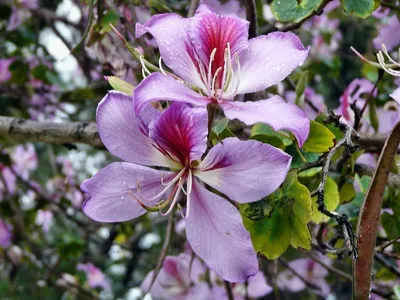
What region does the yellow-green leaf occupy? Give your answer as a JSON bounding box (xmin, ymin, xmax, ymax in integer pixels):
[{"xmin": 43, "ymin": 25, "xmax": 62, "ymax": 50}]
[
  {"xmin": 241, "ymin": 172, "xmax": 312, "ymax": 259},
  {"xmin": 107, "ymin": 76, "xmax": 135, "ymax": 95},
  {"xmin": 311, "ymin": 177, "xmax": 340, "ymax": 223},
  {"xmin": 303, "ymin": 120, "xmax": 335, "ymax": 153}
]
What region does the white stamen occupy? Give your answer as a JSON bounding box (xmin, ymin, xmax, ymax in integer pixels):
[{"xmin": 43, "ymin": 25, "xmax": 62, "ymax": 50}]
[
  {"xmin": 381, "ymin": 44, "xmax": 400, "ymax": 68},
  {"xmin": 140, "ymin": 55, "xmax": 151, "ymax": 76},
  {"xmin": 208, "ymin": 48, "xmax": 217, "ymax": 89},
  {"xmin": 181, "ymin": 170, "xmax": 193, "ymax": 219},
  {"xmin": 159, "ymin": 184, "xmax": 182, "ymax": 216},
  {"xmin": 377, "ymin": 52, "xmax": 400, "ymax": 77},
  {"xmin": 141, "ymin": 68, "xmax": 147, "ymax": 79},
  {"xmin": 149, "ymin": 168, "xmax": 186, "ymax": 200},
  {"xmin": 220, "ymin": 44, "xmax": 232, "ymax": 99},
  {"xmin": 232, "ymin": 53, "xmax": 241, "ymax": 96},
  {"xmin": 211, "ymin": 67, "xmax": 223, "ymax": 98},
  {"xmin": 159, "ymin": 57, "xmax": 167, "ymax": 75}
]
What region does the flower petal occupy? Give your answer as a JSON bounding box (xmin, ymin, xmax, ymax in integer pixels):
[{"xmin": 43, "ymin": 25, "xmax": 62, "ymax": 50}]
[
  {"xmin": 220, "ymin": 96, "xmax": 310, "ymax": 147},
  {"xmin": 237, "ymin": 32, "xmax": 309, "ymax": 94},
  {"xmin": 136, "ymin": 13, "xmax": 205, "ymax": 89},
  {"xmin": 190, "ymin": 4, "xmax": 249, "ymax": 72},
  {"xmin": 185, "ymin": 179, "xmax": 258, "ymax": 282},
  {"xmin": 390, "ymin": 87, "xmax": 400, "ymax": 105},
  {"xmin": 97, "ymin": 91, "xmax": 174, "ymax": 168},
  {"xmin": 196, "ymin": 137, "xmax": 291, "ymax": 203},
  {"xmin": 133, "ymin": 73, "xmax": 211, "ymax": 115},
  {"xmin": 81, "ymin": 162, "xmax": 174, "ymax": 222},
  {"xmin": 149, "ymin": 102, "xmax": 208, "ymax": 165}
]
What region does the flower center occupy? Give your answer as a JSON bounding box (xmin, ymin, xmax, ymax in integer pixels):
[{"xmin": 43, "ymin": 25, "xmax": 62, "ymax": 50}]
[
  {"xmin": 195, "ymin": 42, "xmax": 241, "ymax": 101},
  {"xmin": 129, "ymin": 167, "xmax": 193, "ymax": 218}
]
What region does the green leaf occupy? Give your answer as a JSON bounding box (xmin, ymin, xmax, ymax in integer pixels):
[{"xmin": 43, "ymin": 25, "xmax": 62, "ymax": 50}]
[
  {"xmin": 99, "ymin": 11, "xmax": 120, "ymax": 34},
  {"xmin": 210, "ymin": 118, "xmax": 234, "ymax": 145},
  {"xmin": 241, "ymin": 172, "xmax": 312, "ymax": 259},
  {"xmin": 271, "ymin": 0, "xmax": 324, "ymax": 22},
  {"xmin": 107, "ymin": 76, "xmax": 135, "ymax": 95},
  {"xmin": 250, "ymin": 134, "xmax": 285, "ymax": 150},
  {"xmin": 394, "ymin": 284, "xmax": 400, "ymax": 299},
  {"xmin": 303, "ymin": 121, "xmax": 335, "ymax": 153},
  {"xmin": 251, "ymin": 123, "xmax": 293, "ymax": 146},
  {"xmin": 212, "ymin": 118, "xmax": 229, "ymax": 136},
  {"xmin": 369, "ymin": 99, "xmax": 379, "ymax": 132},
  {"xmin": 339, "ymin": 181, "xmax": 356, "ymax": 204},
  {"xmin": 341, "ymin": 0, "xmax": 375, "ymax": 18},
  {"xmin": 295, "ymin": 71, "xmax": 309, "ymax": 107},
  {"xmin": 311, "ymin": 177, "xmax": 340, "ymax": 223}
]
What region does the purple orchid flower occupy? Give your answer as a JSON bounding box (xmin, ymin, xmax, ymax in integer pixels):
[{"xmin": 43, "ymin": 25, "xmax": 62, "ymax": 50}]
[
  {"xmin": 201, "ymin": 0, "xmax": 246, "ymax": 18},
  {"xmin": 0, "ymin": 219, "xmax": 12, "ymax": 248},
  {"xmin": 285, "ymin": 87, "xmax": 327, "ymax": 120},
  {"xmin": 277, "ymin": 257, "xmax": 331, "ymax": 296},
  {"xmin": 134, "ymin": 4, "xmax": 310, "ymax": 146},
  {"xmin": 0, "ymin": 58, "xmax": 14, "ymax": 83},
  {"xmin": 77, "ymin": 262, "xmax": 111, "ymax": 291},
  {"xmin": 81, "ymin": 91, "xmax": 292, "ymax": 282},
  {"xmin": 141, "ymin": 253, "xmax": 212, "ymax": 299},
  {"xmin": 373, "ymin": 16, "xmax": 400, "ymax": 52}
]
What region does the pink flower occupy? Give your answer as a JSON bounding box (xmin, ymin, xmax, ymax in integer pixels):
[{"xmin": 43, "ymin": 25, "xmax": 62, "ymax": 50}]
[
  {"xmin": 0, "ymin": 219, "xmax": 12, "ymax": 248},
  {"xmin": 35, "ymin": 210, "xmax": 53, "ymax": 232},
  {"xmin": 201, "ymin": 0, "xmax": 246, "ymax": 18},
  {"xmin": 285, "ymin": 87, "xmax": 327, "ymax": 120},
  {"xmin": 0, "ymin": 58, "xmax": 14, "ymax": 82},
  {"xmin": 134, "ymin": 4, "xmax": 310, "ymax": 146},
  {"xmin": 77, "ymin": 263, "xmax": 111, "ymax": 291},
  {"xmin": 7, "ymin": 0, "xmax": 38, "ymax": 31},
  {"xmin": 81, "ymin": 91, "xmax": 292, "ymax": 282},
  {"xmin": 373, "ymin": 16, "xmax": 400, "ymax": 51},
  {"xmin": 10, "ymin": 144, "xmax": 38, "ymax": 180},
  {"xmin": 277, "ymin": 257, "xmax": 331, "ymax": 296},
  {"xmin": 141, "ymin": 253, "xmax": 211, "ymax": 299}
]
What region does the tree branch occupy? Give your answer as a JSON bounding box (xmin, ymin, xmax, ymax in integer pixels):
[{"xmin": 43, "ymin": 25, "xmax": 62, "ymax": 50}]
[
  {"xmin": 0, "ymin": 116, "xmax": 103, "ymax": 148},
  {"xmin": 353, "ymin": 121, "xmax": 400, "ymax": 300},
  {"xmin": 0, "ymin": 116, "xmax": 395, "ymax": 152},
  {"xmin": 240, "ymin": 0, "xmax": 257, "ymax": 38}
]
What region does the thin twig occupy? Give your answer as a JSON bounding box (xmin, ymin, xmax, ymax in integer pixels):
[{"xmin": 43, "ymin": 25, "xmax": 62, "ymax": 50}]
[
  {"xmin": 224, "ymin": 280, "xmax": 234, "ymax": 300},
  {"xmin": 310, "ymin": 112, "xmax": 359, "ymax": 258},
  {"xmin": 144, "ymin": 213, "xmax": 174, "ymax": 294},
  {"xmin": 240, "ymin": 0, "xmax": 257, "ymax": 38},
  {"xmin": 278, "ymin": 258, "xmax": 324, "ymax": 297},
  {"xmin": 187, "ymin": 0, "xmax": 199, "ymax": 17},
  {"xmin": 374, "ymin": 253, "xmax": 400, "ymax": 277},
  {"xmin": 375, "ymin": 237, "xmax": 400, "ymax": 252}
]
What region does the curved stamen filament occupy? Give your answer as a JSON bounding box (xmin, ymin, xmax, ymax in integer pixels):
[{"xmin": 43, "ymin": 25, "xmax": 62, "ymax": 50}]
[
  {"xmin": 211, "ymin": 67, "xmax": 223, "ymax": 99},
  {"xmin": 159, "ymin": 57, "xmax": 167, "ymax": 75},
  {"xmin": 181, "ymin": 170, "xmax": 193, "ymax": 219},
  {"xmin": 140, "ymin": 55, "xmax": 151, "ymax": 77},
  {"xmin": 159, "ymin": 183, "xmax": 182, "ymax": 216},
  {"xmin": 381, "ymin": 44, "xmax": 400, "ymax": 68},
  {"xmin": 232, "ymin": 53, "xmax": 241, "ymax": 97},
  {"xmin": 208, "ymin": 48, "xmax": 217, "ymax": 89},
  {"xmin": 158, "ymin": 167, "xmax": 186, "ymax": 189},
  {"xmin": 377, "ymin": 52, "xmax": 400, "ymax": 77}
]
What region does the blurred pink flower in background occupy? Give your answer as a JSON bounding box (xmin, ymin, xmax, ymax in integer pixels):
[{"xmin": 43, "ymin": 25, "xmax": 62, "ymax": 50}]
[
  {"xmin": 35, "ymin": 210, "xmax": 54, "ymax": 232},
  {"xmin": 77, "ymin": 262, "xmax": 111, "ymax": 291},
  {"xmin": 0, "ymin": 219, "xmax": 12, "ymax": 248},
  {"xmin": 0, "ymin": 58, "xmax": 14, "ymax": 83},
  {"xmin": 373, "ymin": 16, "xmax": 400, "ymax": 51}
]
